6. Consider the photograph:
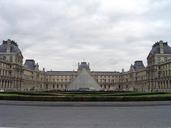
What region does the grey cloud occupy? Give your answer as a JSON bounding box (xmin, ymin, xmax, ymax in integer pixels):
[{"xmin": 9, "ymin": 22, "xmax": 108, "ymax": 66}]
[{"xmin": 0, "ymin": 0, "xmax": 171, "ymax": 71}]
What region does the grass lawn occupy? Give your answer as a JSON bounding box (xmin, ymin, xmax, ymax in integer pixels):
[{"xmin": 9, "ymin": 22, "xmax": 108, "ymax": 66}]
[
  {"xmin": 0, "ymin": 91, "xmax": 171, "ymax": 97},
  {"xmin": 1, "ymin": 91, "xmax": 171, "ymax": 101}
]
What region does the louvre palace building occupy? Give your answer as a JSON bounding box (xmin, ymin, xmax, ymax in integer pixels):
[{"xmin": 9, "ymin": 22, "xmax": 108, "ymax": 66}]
[{"xmin": 0, "ymin": 39, "xmax": 171, "ymax": 92}]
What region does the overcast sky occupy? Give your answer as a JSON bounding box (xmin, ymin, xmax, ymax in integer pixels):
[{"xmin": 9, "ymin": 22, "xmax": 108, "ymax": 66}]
[{"xmin": 0, "ymin": 0, "xmax": 171, "ymax": 71}]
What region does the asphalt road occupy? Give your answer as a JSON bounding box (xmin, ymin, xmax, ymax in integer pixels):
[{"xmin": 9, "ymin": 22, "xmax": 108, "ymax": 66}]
[{"xmin": 0, "ymin": 101, "xmax": 171, "ymax": 128}]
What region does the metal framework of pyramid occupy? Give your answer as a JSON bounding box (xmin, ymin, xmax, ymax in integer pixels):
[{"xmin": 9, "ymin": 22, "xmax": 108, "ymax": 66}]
[{"xmin": 68, "ymin": 68, "xmax": 101, "ymax": 91}]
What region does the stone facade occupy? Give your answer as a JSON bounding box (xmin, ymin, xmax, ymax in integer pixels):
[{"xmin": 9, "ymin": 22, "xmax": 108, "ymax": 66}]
[
  {"xmin": 0, "ymin": 39, "xmax": 23, "ymax": 91},
  {"xmin": 0, "ymin": 39, "xmax": 171, "ymax": 92}
]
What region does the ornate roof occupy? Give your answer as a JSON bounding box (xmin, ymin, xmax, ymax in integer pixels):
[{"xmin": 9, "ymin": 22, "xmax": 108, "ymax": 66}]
[
  {"xmin": 134, "ymin": 61, "xmax": 145, "ymax": 70},
  {"xmin": 24, "ymin": 59, "xmax": 36, "ymax": 70},
  {"xmin": 78, "ymin": 62, "xmax": 90, "ymax": 71},
  {"xmin": 0, "ymin": 39, "xmax": 21, "ymax": 53},
  {"xmin": 149, "ymin": 40, "xmax": 171, "ymax": 55},
  {"xmin": 129, "ymin": 60, "xmax": 145, "ymax": 71}
]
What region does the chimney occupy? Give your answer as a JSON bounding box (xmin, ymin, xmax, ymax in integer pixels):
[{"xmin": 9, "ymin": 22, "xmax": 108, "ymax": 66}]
[
  {"xmin": 159, "ymin": 40, "xmax": 164, "ymax": 54},
  {"xmin": 6, "ymin": 39, "xmax": 11, "ymax": 53}
]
